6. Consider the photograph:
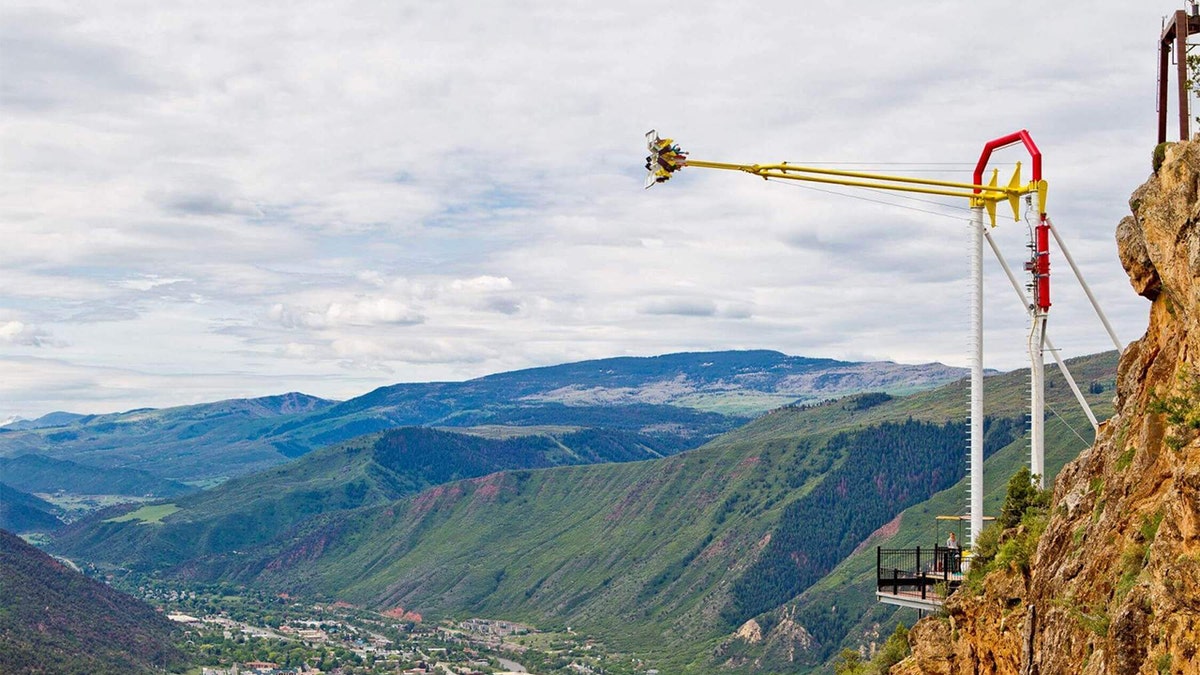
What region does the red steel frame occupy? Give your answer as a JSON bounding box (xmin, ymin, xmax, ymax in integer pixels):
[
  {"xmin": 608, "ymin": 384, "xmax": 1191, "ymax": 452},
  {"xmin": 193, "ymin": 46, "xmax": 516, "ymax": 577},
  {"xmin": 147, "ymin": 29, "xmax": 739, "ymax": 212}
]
[{"xmin": 974, "ymin": 131, "xmax": 1050, "ymax": 311}]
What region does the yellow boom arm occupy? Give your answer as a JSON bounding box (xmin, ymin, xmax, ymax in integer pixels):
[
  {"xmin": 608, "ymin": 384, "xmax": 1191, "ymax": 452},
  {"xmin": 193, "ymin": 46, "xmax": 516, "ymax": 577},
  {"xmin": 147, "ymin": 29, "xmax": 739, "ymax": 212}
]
[{"xmin": 644, "ymin": 130, "xmax": 1045, "ymax": 226}]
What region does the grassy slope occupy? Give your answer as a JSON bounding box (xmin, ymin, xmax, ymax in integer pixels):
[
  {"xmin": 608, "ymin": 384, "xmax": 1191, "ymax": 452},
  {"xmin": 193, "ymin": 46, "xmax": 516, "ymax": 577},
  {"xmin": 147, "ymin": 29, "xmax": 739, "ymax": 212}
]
[
  {"xmin": 50, "ymin": 426, "xmax": 668, "ymax": 571},
  {"xmin": 208, "ymin": 353, "xmax": 1116, "ymax": 673},
  {"xmin": 217, "ymin": 437, "xmax": 825, "ymax": 672}
]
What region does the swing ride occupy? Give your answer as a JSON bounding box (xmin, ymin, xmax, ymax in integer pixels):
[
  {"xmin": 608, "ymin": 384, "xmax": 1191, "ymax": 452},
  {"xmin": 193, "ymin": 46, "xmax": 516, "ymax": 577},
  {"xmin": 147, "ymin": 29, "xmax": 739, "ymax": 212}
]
[{"xmin": 643, "ymin": 129, "xmax": 1122, "ymax": 609}]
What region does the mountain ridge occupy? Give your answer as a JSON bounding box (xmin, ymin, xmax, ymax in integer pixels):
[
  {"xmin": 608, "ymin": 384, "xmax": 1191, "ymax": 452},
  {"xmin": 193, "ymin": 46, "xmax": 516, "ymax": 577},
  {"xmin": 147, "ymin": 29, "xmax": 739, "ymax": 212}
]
[
  {"xmin": 51, "ymin": 350, "xmax": 1116, "ymax": 674},
  {"xmin": 0, "ymin": 483, "xmax": 64, "ymax": 532},
  {"xmin": 0, "ymin": 350, "xmax": 969, "ymax": 483}
]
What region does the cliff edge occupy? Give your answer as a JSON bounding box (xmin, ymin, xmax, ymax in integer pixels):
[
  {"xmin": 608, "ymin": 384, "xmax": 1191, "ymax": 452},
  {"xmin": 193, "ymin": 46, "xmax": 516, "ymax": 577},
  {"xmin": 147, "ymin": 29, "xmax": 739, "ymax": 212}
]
[{"xmin": 895, "ymin": 140, "xmax": 1200, "ymax": 674}]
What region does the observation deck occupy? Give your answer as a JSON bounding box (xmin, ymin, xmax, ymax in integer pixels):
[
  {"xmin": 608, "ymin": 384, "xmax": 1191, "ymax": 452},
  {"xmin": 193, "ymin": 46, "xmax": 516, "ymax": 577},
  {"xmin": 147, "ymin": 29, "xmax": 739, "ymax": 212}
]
[{"xmin": 875, "ymin": 545, "xmax": 965, "ymax": 611}]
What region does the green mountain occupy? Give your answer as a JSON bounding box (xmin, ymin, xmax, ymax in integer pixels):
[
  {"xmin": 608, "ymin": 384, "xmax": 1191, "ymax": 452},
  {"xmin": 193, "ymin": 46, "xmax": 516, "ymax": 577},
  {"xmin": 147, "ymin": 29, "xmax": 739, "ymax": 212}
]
[
  {"xmin": 52, "ymin": 425, "xmax": 669, "ymax": 570},
  {"xmin": 0, "ymin": 483, "xmax": 64, "ymax": 533},
  {"xmin": 0, "ymin": 454, "xmax": 195, "ymax": 497},
  {"xmin": 54, "ymin": 352, "xmax": 1113, "ymax": 673},
  {"xmin": 189, "ymin": 413, "xmax": 1016, "ymax": 669},
  {"xmin": 0, "ymin": 351, "xmax": 968, "ymax": 482},
  {"xmin": 0, "ymin": 529, "xmax": 185, "ymax": 674},
  {"xmin": 267, "ymin": 353, "xmax": 1116, "ymax": 673},
  {"xmin": 721, "ymin": 354, "xmax": 1118, "ymax": 672},
  {"xmin": 0, "ymin": 392, "xmax": 334, "ymax": 482},
  {"xmin": 1, "ymin": 411, "xmax": 87, "ymax": 430}
]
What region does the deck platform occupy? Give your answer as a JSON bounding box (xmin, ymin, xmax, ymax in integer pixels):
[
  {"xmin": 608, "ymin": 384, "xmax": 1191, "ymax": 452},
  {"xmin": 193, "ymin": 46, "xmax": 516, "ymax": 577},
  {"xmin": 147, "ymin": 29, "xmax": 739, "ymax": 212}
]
[{"xmin": 876, "ymin": 545, "xmax": 964, "ymax": 611}]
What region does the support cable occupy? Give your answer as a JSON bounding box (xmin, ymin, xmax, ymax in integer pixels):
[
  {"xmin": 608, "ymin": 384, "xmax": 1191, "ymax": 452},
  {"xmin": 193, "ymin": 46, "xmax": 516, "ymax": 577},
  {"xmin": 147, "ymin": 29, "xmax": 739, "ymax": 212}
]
[
  {"xmin": 1045, "ymin": 218, "xmax": 1123, "ymax": 351},
  {"xmin": 768, "ymin": 175, "xmax": 1104, "ymax": 434},
  {"xmin": 1045, "ymin": 400, "xmax": 1094, "ymax": 448},
  {"xmin": 982, "ymin": 226, "xmax": 1100, "ymax": 431},
  {"xmin": 766, "ymin": 179, "xmax": 972, "ymax": 221}
]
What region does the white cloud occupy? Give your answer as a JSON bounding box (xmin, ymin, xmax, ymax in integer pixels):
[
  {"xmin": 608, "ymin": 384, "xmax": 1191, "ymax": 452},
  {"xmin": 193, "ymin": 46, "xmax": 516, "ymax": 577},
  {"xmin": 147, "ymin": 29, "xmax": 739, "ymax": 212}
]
[
  {"xmin": 268, "ymin": 297, "xmax": 424, "ymax": 329},
  {"xmin": 0, "ymin": 0, "xmax": 1168, "ymax": 418},
  {"xmin": 115, "ymin": 275, "xmax": 191, "ymax": 292},
  {"xmin": 639, "ymin": 297, "xmax": 718, "ymax": 318},
  {"xmin": 0, "ymin": 321, "xmax": 61, "ymax": 347},
  {"xmin": 448, "ymin": 276, "xmax": 513, "ymax": 294}
]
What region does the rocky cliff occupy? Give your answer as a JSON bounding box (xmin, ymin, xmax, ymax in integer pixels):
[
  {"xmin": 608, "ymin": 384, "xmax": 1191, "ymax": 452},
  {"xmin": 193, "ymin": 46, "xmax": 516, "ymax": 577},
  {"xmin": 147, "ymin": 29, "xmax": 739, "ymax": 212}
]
[{"xmin": 895, "ymin": 140, "xmax": 1200, "ymax": 674}]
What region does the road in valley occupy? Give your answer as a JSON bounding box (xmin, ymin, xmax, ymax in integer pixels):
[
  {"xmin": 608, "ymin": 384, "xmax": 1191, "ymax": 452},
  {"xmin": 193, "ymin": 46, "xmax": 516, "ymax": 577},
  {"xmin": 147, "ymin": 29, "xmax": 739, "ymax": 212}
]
[{"xmin": 496, "ymin": 656, "xmax": 528, "ymax": 672}]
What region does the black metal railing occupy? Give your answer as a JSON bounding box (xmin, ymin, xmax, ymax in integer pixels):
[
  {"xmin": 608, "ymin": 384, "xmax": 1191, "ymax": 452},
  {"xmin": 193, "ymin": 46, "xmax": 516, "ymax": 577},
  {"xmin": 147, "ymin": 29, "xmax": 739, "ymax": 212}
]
[{"xmin": 876, "ymin": 545, "xmax": 963, "ymax": 601}]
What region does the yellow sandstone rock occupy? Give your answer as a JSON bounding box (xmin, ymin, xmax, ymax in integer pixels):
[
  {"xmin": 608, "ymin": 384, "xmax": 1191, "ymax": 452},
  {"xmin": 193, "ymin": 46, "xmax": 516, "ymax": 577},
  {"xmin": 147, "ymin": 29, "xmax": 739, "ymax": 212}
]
[{"xmin": 896, "ymin": 139, "xmax": 1200, "ymax": 674}]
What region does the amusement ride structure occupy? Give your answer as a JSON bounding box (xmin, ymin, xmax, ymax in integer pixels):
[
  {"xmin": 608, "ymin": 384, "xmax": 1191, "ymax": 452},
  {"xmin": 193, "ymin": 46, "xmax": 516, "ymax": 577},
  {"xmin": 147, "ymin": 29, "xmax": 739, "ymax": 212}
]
[{"xmin": 644, "ymin": 130, "xmax": 1123, "ymax": 606}]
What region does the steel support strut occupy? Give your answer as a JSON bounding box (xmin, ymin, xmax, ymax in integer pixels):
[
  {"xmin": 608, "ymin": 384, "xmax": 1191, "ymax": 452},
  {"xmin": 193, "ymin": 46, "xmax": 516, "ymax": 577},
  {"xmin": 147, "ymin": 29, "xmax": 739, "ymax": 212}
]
[
  {"xmin": 982, "ymin": 226, "xmax": 1100, "ymax": 432},
  {"xmin": 1030, "ymin": 314, "xmax": 1046, "ymax": 488},
  {"xmin": 969, "ymin": 207, "xmax": 985, "ymax": 547}
]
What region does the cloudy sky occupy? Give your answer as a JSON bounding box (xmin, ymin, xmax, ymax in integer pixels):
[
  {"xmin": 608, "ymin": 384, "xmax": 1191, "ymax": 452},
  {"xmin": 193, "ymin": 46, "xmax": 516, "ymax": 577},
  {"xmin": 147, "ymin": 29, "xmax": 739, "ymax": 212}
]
[{"xmin": 0, "ymin": 1, "xmax": 1185, "ymax": 419}]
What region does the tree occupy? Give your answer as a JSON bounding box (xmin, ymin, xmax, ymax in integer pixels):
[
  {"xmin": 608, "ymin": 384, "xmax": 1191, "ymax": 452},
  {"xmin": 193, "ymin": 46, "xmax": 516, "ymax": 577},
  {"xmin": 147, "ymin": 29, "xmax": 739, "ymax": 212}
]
[
  {"xmin": 833, "ymin": 648, "xmax": 866, "ymax": 675},
  {"xmin": 999, "ymin": 467, "xmax": 1048, "ymax": 530},
  {"xmin": 875, "ymin": 622, "xmax": 910, "ymax": 671}
]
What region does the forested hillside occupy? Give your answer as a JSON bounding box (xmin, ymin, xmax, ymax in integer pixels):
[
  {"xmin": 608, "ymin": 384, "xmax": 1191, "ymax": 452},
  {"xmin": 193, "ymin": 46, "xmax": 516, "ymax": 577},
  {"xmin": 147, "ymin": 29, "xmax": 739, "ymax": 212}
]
[
  {"xmin": 0, "ymin": 454, "xmax": 194, "ymax": 497},
  {"xmin": 0, "ymin": 529, "xmax": 185, "ymax": 674},
  {"xmin": 52, "ymin": 426, "xmax": 667, "ymax": 570},
  {"xmin": 721, "ymin": 417, "xmax": 1020, "ymax": 626}
]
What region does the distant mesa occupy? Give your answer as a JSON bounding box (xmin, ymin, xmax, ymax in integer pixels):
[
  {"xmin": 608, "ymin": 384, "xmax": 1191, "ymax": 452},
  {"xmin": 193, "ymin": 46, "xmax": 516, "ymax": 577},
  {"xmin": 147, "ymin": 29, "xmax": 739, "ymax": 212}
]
[{"xmin": 0, "ymin": 350, "xmax": 969, "ymax": 484}]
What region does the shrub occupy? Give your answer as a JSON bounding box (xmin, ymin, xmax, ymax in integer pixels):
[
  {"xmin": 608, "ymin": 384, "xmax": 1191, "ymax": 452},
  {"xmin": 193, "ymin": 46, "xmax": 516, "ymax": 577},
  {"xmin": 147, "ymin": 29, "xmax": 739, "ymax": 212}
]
[
  {"xmin": 1149, "ymin": 368, "xmax": 1200, "ymax": 451},
  {"xmin": 967, "ymin": 469, "xmax": 1050, "ymax": 587},
  {"xmin": 833, "ymin": 648, "xmax": 866, "ymax": 675},
  {"xmin": 830, "ymin": 624, "xmax": 910, "ymax": 675},
  {"xmin": 874, "ymin": 622, "xmax": 910, "ymax": 671},
  {"xmin": 1153, "ymin": 142, "xmax": 1172, "ymax": 172},
  {"xmin": 995, "ymin": 511, "xmax": 1048, "ymax": 576},
  {"xmin": 1114, "ymin": 543, "xmax": 1146, "ymax": 603},
  {"xmin": 1140, "ymin": 510, "xmax": 1164, "ymax": 543},
  {"xmin": 1114, "ymin": 445, "xmax": 1136, "ymax": 472}
]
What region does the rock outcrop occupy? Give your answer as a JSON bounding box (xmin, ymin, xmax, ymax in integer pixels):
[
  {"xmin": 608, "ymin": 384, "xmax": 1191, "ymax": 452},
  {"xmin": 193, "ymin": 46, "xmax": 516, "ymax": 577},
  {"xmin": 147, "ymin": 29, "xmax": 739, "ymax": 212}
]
[{"xmin": 896, "ymin": 140, "xmax": 1200, "ymax": 674}]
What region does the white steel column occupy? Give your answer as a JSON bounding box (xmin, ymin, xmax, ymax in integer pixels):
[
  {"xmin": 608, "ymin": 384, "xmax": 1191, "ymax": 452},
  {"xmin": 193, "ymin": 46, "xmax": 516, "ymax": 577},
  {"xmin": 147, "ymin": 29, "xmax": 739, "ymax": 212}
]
[
  {"xmin": 1029, "ymin": 314, "xmax": 1046, "ymax": 488},
  {"xmin": 969, "ymin": 208, "xmax": 985, "ymax": 547}
]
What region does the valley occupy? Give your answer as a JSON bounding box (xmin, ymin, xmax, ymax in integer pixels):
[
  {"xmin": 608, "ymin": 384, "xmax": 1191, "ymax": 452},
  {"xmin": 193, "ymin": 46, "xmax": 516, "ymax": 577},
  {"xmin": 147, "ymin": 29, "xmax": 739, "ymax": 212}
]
[{"xmin": 14, "ymin": 349, "xmax": 1117, "ymax": 674}]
